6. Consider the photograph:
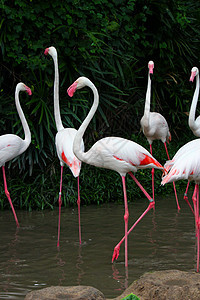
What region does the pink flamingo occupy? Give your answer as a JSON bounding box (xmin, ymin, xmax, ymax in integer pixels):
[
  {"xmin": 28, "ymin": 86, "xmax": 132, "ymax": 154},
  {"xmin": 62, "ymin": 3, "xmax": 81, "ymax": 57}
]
[
  {"xmin": 44, "ymin": 46, "xmax": 84, "ymax": 247},
  {"xmin": 140, "ymin": 61, "xmax": 180, "ymax": 210},
  {"xmin": 0, "ymin": 83, "xmax": 32, "ymax": 227},
  {"xmin": 161, "ymin": 138, "xmax": 200, "ymax": 272},
  {"xmin": 67, "ymin": 76, "xmax": 164, "ymax": 267},
  {"xmin": 183, "ymin": 67, "xmax": 200, "ymax": 207}
]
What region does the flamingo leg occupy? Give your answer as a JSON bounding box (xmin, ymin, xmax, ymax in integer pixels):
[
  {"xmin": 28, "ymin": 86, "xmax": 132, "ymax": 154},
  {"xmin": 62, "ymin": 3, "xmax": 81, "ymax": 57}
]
[
  {"xmin": 164, "ymin": 142, "xmax": 180, "ymax": 211},
  {"xmin": 122, "ymin": 176, "xmax": 129, "ymax": 267},
  {"xmin": 192, "ymin": 185, "xmax": 198, "ymax": 228},
  {"xmin": 112, "ymin": 200, "xmax": 154, "ymax": 263},
  {"xmin": 2, "ymin": 166, "xmax": 19, "ymax": 227},
  {"xmin": 196, "ymin": 184, "xmax": 199, "ymax": 272},
  {"xmin": 77, "ymin": 176, "xmax": 81, "ymax": 245},
  {"xmin": 112, "ymin": 172, "xmax": 155, "ymax": 263},
  {"xmin": 184, "ymin": 181, "xmax": 194, "ymax": 215},
  {"xmin": 184, "ymin": 180, "xmax": 190, "ymax": 201},
  {"xmin": 57, "ymin": 165, "xmax": 63, "ymax": 248},
  {"xmin": 150, "ymin": 144, "xmax": 155, "ymax": 200},
  {"xmin": 128, "ymin": 172, "xmax": 154, "ymax": 203}
]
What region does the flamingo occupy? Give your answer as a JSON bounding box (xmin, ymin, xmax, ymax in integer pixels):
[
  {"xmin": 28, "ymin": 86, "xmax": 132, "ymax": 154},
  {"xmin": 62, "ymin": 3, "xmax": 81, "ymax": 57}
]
[
  {"xmin": 183, "ymin": 67, "xmax": 200, "ymax": 206},
  {"xmin": 67, "ymin": 76, "xmax": 164, "ymax": 267},
  {"xmin": 44, "ymin": 46, "xmax": 84, "ymax": 247},
  {"xmin": 0, "ymin": 82, "xmax": 32, "ymax": 227},
  {"xmin": 161, "ymin": 139, "xmax": 200, "ymax": 272},
  {"xmin": 140, "ymin": 60, "xmax": 180, "ymax": 210}
]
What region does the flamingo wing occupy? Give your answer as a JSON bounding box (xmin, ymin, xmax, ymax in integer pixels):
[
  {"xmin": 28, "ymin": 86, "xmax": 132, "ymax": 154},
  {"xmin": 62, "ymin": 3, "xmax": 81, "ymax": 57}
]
[
  {"xmin": 84, "ymin": 137, "xmax": 163, "ymax": 176},
  {"xmin": 55, "ymin": 128, "xmax": 84, "ymax": 177},
  {"xmin": 162, "ymin": 145, "xmax": 200, "ymax": 184},
  {"xmin": 0, "ymin": 134, "xmax": 24, "ymax": 167}
]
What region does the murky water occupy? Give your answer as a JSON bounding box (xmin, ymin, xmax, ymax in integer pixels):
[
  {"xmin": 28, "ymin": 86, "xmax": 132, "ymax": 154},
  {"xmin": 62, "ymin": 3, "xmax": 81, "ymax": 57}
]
[{"xmin": 0, "ymin": 192, "xmax": 197, "ymax": 299}]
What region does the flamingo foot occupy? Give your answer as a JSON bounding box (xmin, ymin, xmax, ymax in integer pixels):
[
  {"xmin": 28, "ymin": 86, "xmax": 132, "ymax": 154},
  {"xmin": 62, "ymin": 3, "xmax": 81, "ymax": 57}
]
[{"xmin": 112, "ymin": 244, "xmax": 120, "ymax": 262}]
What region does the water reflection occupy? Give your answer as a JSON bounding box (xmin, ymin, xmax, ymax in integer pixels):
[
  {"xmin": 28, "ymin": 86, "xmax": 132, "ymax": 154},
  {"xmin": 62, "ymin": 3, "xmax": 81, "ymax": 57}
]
[{"xmin": 0, "ymin": 193, "xmax": 197, "ymax": 299}]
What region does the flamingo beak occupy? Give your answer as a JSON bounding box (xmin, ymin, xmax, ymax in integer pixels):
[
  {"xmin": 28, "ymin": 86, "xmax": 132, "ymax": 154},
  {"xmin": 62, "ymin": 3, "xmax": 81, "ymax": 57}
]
[
  {"xmin": 25, "ymin": 85, "xmax": 32, "ymax": 96},
  {"xmin": 67, "ymin": 82, "xmax": 78, "ymax": 97},
  {"xmin": 44, "ymin": 48, "xmax": 49, "ymax": 56},
  {"xmin": 190, "ymin": 71, "xmax": 196, "ymax": 82}
]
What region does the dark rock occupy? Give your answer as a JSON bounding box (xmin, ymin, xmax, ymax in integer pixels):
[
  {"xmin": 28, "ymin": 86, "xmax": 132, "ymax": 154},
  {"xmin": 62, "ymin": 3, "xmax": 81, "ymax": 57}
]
[
  {"xmin": 25, "ymin": 285, "xmax": 105, "ymax": 300},
  {"xmin": 112, "ymin": 269, "xmax": 200, "ymax": 300}
]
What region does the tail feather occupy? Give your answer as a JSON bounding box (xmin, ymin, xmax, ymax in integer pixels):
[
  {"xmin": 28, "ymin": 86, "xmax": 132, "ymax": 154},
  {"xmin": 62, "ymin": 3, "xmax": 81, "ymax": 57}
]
[{"xmin": 161, "ymin": 168, "xmax": 179, "ymax": 185}]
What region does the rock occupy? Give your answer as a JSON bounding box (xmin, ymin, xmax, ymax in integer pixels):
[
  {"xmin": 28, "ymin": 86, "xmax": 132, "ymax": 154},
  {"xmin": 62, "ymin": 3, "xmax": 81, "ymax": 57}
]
[
  {"xmin": 112, "ymin": 269, "xmax": 200, "ymax": 300},
  {"xmin": 25, "ymin": 285, "xmax": 105, "ymax": 300}
]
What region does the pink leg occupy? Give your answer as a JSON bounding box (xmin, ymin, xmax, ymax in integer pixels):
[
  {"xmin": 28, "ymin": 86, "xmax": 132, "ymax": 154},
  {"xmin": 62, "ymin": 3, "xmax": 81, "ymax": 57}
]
[
  {"xmin": 112, "ymin": 172, "xmax": 155, "ymax": 262},
  {"xmin": 150, "ymin": 144, "xmax": 155, "ymax": 200},
  {"xmin": 112, "ymin": 201, "xmax": 154, "ymax": 262},
  {"xmin": 77, "ymin": 176, "xmax": 81, "ymax": 245},
  {"xmin": 129, "ymin": 172, "xmax": 154, "ymax": 203},
  {"xmin": 192, "ymin": 185, "xmax": 197, "ymax": 226},
  {"xmin": 184, "ymin": 181, "xmax": 190, "ymax": 200},
  {"xmin": 57, "ymin": 165, "xmax": 63, "ymax": 248},
  {"xmin": 196, "ymin": 184, "xmax": 199, "ymax": 272},
  {"xmin": 184, "ymin": 181, "xmax": 194, "ymax": 215},
  {"xmin": 164, "ymin": 142, "xmax": 180, "ymax": 211},
  {"xmin": 122, "ymin": 176, "xmax": 129, "ymax": 267},
  {"xmin": 2, "ymin": 166, "xmax": 19, "ymax": 227}
]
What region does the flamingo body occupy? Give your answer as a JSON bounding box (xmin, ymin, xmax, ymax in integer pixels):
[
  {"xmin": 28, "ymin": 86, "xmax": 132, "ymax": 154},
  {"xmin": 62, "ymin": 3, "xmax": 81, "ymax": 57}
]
[
  {"xmin": 162, "ymin": 140, "xmax": 200, "ymax": 184},
  {"xmin": 140, "ymin": 61, "xmax": 171, "ymax": 145},
  {"xmin": 180, "ymin": 67, "xmax": 200, "ymax": 205},
  {"xmin": 0, "ymin": 134, "xmax": 29, "ymax": 167},
  {"xmin": 0, "ymin": 82, "xmax": 32, "ymax": 227},
  {"xmin": 140, "ymin": 61, "xmax": 179, "ymax": 209},
  {"xmin": 45, "ymin": 46, "xmax": 84, "ymax": 246},
  {"xmin": 82, "ymin": 136, "xmax": 163, "ymax": 176},
  {"xmin": 164, "ymin": 139, "xmax": 200, "ymax": 173},
  {"xmin": 189, "ymin": 67, "xmax": 200, "ymax": 137},
  {"xmin": 140, "ymin": 111, "xmax": 171, "ymax": 144},
  {"xmin": 67, "ymin": 76, "xmax": 164, "ymax": 267},
  {"xmin": 55, "ymin": 128, "xmax": 84, "ymax": 178},
  {"xmin": 161, "ymin": 139, "xmax": 200, "ymax": 272}
]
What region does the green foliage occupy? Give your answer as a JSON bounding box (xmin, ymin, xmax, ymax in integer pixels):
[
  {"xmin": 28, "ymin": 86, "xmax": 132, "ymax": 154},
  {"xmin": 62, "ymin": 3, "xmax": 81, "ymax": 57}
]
[
  {"xmin": 121, "ymin": 293, "xmax": 141, "ymax": 300},
  {"xmin": 0, "ymin": 0, "xmax": 200, "ymax": 209}
]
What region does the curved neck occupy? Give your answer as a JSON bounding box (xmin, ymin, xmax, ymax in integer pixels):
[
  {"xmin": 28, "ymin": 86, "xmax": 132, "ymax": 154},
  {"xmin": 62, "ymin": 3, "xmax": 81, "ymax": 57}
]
[
  {"xmin": 189, "ymin": 72, "xmax": 200, "ymax": 131},
  {"xmin": 52, "ymin": 53, "xmax": 64, "ymax": 131},
  {"xmin": 143, "ymin": 72, "xmax": 151, "ymax": 127},
  {"xmin": 15, "ymin": 86, "xmax": 31, "ymax": 146},
  {"xmin": 73, "ymin": 82, "xmax": 99, "ymax": 162}
]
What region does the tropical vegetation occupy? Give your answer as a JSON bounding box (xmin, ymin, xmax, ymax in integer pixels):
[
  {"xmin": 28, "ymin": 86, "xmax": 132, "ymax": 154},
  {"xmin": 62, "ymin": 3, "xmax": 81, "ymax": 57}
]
[{"xmin": 0, "ymin": 0, "xmax": 200, "ymax": 210}]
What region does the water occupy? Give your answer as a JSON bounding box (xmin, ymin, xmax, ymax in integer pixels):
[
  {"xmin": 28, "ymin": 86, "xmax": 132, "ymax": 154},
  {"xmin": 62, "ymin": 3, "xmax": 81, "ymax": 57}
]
[{"xmin": 0, "ymin": 193, "xmax": 197, "ymax": 299}]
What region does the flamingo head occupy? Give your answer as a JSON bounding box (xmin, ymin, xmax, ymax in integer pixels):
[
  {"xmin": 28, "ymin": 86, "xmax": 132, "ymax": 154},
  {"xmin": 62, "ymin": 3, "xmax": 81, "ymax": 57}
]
[
  {"xmin": 148, "ymin": 60, "xmax": 154, "ymax": 75},
  {"xmin": 17, "ymin": 83, "xmax": 32, "ymax": 95},
  {"xmin": 67, "ymin": 77, "xmax": 89, "ymax": 97},
  {"xmin": 25, "ymin": 85, "xmax": 32, "ymax": 96},
  {"xmin": 44, "ymin": 46, "xmax": 57, "ymax": 57},
  {"xmin": 190, "ymin": 67, "xmax": 199, "ymax": 82}
]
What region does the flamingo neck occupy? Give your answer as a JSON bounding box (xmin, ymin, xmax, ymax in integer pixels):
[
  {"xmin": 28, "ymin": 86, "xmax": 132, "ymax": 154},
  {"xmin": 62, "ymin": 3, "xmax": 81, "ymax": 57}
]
[
  {"xmin": 15, "ymin": 85, "xmax": 31, "ymax": 148},
  {"xmin": 73, "ymin": 81, "xmax": 99, "ymax": 162},
  {"xmin": 52, "ymin": 52, "xmax": 64, "ymax": 132},
  {"xmin": 143, "ymin": 72, "xmax": 151, "ymax": 128},
  {"xmin": 189, "ymin": 71, "xmax": 200, "ymax": 132}
]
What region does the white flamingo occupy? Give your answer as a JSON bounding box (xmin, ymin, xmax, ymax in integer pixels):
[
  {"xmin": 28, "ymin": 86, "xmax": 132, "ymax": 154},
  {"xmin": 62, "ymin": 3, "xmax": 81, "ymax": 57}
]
[
  {"xmin": 0, "ymin": 83, "xmax": 32, "ymax": 227},
  {"xmin": 44, "ymin": 46, "xmax": 84, "ymax": 247},
  {"xmin": 67, "ymin": 76, "xmax": 164, "ymax": 267},
  {"xmin": 161, "ymin": 139, "xmax": 200, "ymax": 272},
  {"xmin": 183, "ymin": 67, "xmax": 200, "ymax": 205},
  {"xmin": 140, "ymin": 60, "xmax": 180, "ymax": 210}
]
